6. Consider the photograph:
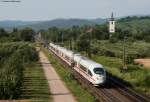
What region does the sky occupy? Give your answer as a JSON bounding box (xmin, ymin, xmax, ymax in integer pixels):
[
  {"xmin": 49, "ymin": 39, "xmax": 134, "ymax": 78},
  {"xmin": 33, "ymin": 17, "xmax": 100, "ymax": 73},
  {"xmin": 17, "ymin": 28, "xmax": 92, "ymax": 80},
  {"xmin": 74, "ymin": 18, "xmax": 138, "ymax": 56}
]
[{"xmin": 0, "ymin": 0, "xmax": 150, "ymax": 21}]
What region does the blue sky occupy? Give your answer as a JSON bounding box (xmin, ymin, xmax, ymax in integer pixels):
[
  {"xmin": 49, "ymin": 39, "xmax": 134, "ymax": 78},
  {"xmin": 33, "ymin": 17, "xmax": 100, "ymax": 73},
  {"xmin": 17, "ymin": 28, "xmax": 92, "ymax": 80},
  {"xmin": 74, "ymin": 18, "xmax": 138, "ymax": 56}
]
[{"xmin": 0, "ymin": 0, "xmax": 149, "ymax": 21}]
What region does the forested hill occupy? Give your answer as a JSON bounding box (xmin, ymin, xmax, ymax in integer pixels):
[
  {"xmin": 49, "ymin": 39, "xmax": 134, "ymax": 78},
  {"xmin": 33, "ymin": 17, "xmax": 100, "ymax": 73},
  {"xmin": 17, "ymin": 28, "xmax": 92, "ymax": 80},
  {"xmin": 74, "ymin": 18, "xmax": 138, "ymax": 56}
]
[
  {"xmin": 0, "ymin": 18, "xmax": 106, "ymax": 31},
  {"xmin": 0, "ymin": 21, "xmax": 39, "ymax": 29},
  {"xmin": 0, "ymin": 16, "xmax": 150, "ymax": 31},
  {"xmin": 117, "ymin": 16, "xmax": 150, "ymax": 32},
  {"xmin": 23, "ymin": 18, "xmax": 107, "ymax": 30},
  {"xmin": 112, "ymin": 16, "xmax": 150, "ymax": 41}
]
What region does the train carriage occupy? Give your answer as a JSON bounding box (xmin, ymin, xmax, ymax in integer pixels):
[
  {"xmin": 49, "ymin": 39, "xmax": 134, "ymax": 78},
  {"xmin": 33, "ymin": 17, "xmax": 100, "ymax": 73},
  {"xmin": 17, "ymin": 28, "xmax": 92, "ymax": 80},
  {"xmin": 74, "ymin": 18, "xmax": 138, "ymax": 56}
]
[{"xmin": 49, "ymin": 43, "xmax": 106, "ymax": 86}]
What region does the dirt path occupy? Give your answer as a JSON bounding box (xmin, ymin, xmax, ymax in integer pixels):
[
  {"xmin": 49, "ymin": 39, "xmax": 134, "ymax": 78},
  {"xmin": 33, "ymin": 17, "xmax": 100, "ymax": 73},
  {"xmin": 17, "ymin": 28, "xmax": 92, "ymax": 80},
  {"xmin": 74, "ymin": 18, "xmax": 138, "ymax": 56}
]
[
  {"xmin": 39, "ymin": 51, "xmax": 77, "ymax": 102},
  {"xmin": 134, "ymin": 59, "xmax": 150, "ymax": 69}
]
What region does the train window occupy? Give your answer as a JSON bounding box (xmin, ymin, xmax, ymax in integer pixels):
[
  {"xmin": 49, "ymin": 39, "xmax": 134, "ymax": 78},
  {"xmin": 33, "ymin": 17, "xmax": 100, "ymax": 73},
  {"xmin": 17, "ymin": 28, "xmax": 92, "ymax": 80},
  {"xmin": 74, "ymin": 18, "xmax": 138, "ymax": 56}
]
[
  {"xmin": 65, "ymin": 56, "xmax": 70, "ymax": 61},
  {"xmin": 88, "ymin": 70, "xmax": 93, "ymax": 76},
  {"xmin": 93, "ymin": 68, "xmax": 104, "ymax": 75},
  {"xmin": 80, "ymin": 65, "xmax": 87, "ymax": 72}
]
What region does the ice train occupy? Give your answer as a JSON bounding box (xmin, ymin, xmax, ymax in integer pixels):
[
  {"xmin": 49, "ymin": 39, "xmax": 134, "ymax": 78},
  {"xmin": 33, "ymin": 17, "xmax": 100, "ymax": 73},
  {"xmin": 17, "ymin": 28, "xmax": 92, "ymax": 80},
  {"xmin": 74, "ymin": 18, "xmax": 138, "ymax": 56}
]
[{"xmin": 49, "ymin": 43, "xmax": 106, "ymax": 86}]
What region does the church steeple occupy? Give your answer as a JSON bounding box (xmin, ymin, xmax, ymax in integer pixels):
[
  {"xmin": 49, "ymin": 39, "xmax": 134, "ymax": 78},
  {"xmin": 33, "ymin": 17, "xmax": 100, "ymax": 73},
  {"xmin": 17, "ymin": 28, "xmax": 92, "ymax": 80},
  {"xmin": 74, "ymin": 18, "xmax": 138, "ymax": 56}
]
[
  {"xmin": 109, "ymin": 12, "xmax": 115, "ymax": 33},
  {"xmin": 111, "ymin": 12, "xmax": 114, "ymax": 21}
]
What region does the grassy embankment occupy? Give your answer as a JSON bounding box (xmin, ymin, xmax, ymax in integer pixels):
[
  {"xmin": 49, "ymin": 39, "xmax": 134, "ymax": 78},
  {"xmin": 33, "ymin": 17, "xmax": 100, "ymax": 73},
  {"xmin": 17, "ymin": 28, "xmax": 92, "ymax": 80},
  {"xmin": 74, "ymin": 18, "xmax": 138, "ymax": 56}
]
[
  {"xmin": 92, "ymin": 55, "xmax": 150, "ymax": 96},
  {"xmin": 20, "ymin": 63, "xmax": 51, "ymax": 102},
  {"xmin": 41, "ymin": 46, "xmax": 95, "ymax": 102},
  {"xmin": 20, "ymin": 43, "xmax": 51, "ymax": 101}
]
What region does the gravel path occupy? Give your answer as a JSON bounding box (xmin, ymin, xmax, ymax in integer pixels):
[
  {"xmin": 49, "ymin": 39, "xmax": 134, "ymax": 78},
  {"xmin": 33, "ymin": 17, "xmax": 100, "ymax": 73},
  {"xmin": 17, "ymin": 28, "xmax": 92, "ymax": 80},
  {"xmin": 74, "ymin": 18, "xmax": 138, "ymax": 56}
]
[{"xmin": 39, "ymin": 51, "xmax": 77, "ymax": 102}]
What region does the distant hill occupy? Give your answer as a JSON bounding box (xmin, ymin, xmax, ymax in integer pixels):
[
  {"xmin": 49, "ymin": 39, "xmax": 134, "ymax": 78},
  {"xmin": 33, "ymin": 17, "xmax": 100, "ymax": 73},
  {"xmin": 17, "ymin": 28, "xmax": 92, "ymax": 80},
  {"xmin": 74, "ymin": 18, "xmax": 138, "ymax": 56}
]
[
  {"xmin": 117, "ymin": 16, "xmax": 150, "ymax": 32},
  {"xmin": 0, "ymin": 18, "xmax": 106, "ymax": 31},
  {"xmin": 1, "ymin": 16, "xmax": 149, "ymax": 32},
  {"xmin": 20, "ymin": 18, "xmax": 107, "ymax": 30},
  {"xmin": 0, "ymin": 20, "xmax": 39, "ymax": 28}
]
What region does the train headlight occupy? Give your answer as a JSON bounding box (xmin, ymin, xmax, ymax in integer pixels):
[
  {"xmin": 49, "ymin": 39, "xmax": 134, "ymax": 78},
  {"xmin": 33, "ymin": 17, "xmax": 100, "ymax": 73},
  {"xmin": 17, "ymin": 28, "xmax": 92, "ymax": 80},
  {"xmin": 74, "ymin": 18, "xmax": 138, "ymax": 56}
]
[{"xmin": 96, "ymin": 77, "xmax": 99, "ymax": 80}]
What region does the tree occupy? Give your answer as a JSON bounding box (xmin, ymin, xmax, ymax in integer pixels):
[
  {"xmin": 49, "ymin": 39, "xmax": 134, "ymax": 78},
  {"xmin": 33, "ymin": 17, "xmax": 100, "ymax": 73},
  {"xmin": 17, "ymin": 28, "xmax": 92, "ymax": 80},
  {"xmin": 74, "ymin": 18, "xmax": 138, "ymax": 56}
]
[
  {"xmin": 77, "ymin": 33, "xmax": 91, "ymax": 57},
  {"xmin": 0, "ymin": 28, "xmax": 8, "ymax": 38},
  {"xmin": 20, "ymin": 28, "xmax": 35, "ymax": 42}
]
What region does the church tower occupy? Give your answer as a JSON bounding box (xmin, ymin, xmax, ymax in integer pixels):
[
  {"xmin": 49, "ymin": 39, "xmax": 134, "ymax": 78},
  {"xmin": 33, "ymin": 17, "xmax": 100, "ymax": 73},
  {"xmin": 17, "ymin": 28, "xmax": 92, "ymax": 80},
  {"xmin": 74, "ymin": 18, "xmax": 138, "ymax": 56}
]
[{"xmin": 109, "ymin": 13, "xmax": 115, "ymax": 33}]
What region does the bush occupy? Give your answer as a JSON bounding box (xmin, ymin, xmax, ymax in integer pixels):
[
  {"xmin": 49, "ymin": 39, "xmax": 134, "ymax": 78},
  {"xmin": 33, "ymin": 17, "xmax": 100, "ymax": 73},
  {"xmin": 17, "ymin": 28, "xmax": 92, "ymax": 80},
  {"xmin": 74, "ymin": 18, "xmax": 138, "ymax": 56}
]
[
  {"xmin": 144, "ymin": 74, "xmax": 150, "ymax": 87},
  {"xmin": 145, "ymin": 36, "xmax": 150, "ymax": 43},
  {"xmin": 20, "ymin": 28, "xmax": 35, "ymax": 42},
  {"xmin": 104, "ymin": 50, "xmax": 115, "ymax": 57},
  {"xmin": 127, "ymin": 37, "xmax": 136, "ymax": 42},
  {"xmin": 127, "ymin": 54, "xmax": 138, "ymax": 64},
  {"xmin": 0, "ymin": 43, "xmax": 38, "ymax": 99},
  {"xmin": 0, "ymin": 53, "xmax": 23, "ymax": 99},
  {"xmin": 92, "ymin": 46, "xmax": 99, "ymax": 55},
  {"xmin": 139, "ymin": 47, "xmax": 150, "ymax": 58},
  {"xmin": 109, "ymin": 37, "xmax": 118, "ymax": 43}
]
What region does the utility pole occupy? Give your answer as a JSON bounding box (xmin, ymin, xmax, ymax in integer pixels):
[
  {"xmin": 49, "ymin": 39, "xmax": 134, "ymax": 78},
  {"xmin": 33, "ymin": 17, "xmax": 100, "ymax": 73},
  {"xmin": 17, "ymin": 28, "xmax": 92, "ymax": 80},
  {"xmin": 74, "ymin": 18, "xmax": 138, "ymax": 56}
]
[
  {"xmin": 123, "ymin": 36, "xmax": 128, "ymax": 70},
  {"xmin": 71, "ymin": 37, "xmax": 74, "ymax": 51},
  {"xmin": 61, "ymin": 32, "xmax": 64, "ymax": 46}
]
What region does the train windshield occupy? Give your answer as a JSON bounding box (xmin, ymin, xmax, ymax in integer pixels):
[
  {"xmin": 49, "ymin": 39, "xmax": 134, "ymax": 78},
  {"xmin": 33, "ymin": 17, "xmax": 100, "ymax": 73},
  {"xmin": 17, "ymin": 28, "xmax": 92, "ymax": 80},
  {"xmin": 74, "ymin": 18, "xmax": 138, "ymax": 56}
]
[{"xmin": 93, "ymin": 68, "xmax": 104, "ymax": 75}]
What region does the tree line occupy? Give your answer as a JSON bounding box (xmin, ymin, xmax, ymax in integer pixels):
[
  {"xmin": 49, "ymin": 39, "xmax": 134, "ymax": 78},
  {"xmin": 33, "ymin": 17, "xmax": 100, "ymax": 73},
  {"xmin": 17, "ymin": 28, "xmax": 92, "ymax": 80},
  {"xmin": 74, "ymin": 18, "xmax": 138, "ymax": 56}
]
[{"xmin": 0, "ymin": 27, "xmax": 38, "ymax": 99}]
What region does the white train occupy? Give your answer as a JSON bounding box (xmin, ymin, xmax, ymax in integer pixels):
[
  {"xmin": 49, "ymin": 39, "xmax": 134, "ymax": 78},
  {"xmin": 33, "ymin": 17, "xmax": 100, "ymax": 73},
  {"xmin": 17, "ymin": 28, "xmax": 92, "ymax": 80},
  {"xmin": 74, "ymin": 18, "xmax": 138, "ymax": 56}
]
[{"xmin": 49, "ymin": 43, "xmax": 106, "ymax": 86}]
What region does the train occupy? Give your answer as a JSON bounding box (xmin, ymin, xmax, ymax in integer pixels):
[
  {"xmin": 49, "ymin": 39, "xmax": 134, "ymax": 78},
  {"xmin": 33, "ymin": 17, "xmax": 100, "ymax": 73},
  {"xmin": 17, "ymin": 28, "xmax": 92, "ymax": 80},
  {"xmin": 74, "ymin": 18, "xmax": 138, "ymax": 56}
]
[{"xmin": 49, "ymin": 43, "xmax": 106, "ymax": 86}]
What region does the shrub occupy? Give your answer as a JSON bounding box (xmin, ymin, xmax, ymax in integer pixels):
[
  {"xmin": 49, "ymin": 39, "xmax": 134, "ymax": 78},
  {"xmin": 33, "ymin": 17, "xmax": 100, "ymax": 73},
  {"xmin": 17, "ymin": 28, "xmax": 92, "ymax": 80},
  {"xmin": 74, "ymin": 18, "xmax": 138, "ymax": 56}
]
[
  {"xmin": 109, "ymin": 37, "xmax": 118, "ymax": 43},
  {"xmin": 139, "ymin": 47, "xmax": 150, "ymax": 58},
  {"xmin": 104, "ymin": 50, "xmax": 115, "ymax": 57},
  {"xmin": 0, "ymin": 53, "xmax": 23, "ymax": 99},
  {"xmin": 144, "ymin": 74, "xmax": 150, "ymax": 87},
  {"xmin": 0, "ymin": 43, "xmax": 38, "ymax": 99}
]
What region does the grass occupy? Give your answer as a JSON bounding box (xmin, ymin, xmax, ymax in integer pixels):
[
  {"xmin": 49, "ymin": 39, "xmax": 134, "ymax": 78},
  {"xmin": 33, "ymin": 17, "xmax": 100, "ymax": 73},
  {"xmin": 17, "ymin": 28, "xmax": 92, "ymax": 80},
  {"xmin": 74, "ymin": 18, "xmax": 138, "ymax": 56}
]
[
  {"xmin": 20, "ymin": 63, "xmax": 51, "ymax": 102},
  {"xmin": 41, "ymin": 47, "xmax": 95, "ymax": 102},
  {"xmin": 92, "ymin": 55, "xmax": 150, "ymax": 96},
  {"xmin": 91, "ymin": 40, "xmax": 150, "ymax": 59}
]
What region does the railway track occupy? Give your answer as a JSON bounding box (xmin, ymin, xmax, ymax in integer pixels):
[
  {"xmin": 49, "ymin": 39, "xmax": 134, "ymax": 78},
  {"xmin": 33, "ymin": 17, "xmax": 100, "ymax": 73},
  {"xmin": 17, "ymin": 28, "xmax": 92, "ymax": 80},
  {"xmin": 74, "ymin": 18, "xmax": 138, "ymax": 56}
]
[
  {"xmin": 108, "ymin": 77, "xmax": 150, "ymax": 102},
  {"xmin": 46, "ymin": 47, "xmax": 150, "ymax": 102}
]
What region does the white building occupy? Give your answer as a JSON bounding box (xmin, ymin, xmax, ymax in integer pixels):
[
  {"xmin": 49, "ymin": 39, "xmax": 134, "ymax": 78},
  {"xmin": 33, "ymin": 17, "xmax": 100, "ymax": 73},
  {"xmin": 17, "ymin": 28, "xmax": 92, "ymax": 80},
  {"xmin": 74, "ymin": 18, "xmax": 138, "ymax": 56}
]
[{"xmin": 109, "ymin": 13, "xmax": 115, "ymax": 33}]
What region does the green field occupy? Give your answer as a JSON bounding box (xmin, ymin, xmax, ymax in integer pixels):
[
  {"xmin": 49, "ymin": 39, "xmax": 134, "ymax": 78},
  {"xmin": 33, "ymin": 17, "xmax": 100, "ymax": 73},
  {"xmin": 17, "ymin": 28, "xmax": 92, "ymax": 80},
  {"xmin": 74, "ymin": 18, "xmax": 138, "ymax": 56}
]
[
  {"xmin": 20, "ymin": 63, "xmax": 51, "ymax": 102},
  {"xmin": 91, "ymin": 40, "xmax": 150, "ymax": 61}
]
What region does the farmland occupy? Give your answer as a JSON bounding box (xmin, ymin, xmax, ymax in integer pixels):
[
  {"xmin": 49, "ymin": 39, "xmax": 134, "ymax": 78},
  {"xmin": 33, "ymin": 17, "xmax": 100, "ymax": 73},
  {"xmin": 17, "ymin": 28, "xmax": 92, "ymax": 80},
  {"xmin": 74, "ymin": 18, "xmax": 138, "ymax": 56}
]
[
  {"xmin": 91, "ymin": 40, "xmax": 150, "ymax": 63},
  {"xmin": 0, "ymin": 42, "xmax": 38, "ymax": 99}
]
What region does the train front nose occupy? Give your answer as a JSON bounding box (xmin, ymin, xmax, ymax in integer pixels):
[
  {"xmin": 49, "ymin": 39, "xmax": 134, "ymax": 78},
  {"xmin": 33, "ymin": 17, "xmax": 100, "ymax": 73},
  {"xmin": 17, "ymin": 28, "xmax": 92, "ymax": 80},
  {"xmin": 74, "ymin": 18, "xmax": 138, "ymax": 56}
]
[{"xmin": 94, "ymin": 75, "xmax": 106, "ymax": 85}]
